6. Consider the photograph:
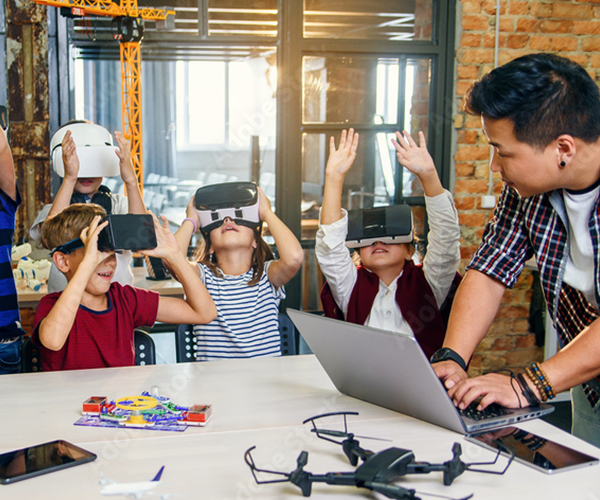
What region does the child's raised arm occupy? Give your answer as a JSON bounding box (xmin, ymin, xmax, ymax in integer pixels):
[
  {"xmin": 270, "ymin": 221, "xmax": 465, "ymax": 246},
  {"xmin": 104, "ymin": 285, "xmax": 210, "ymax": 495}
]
[
  {"xmin": 39, "ymin": 216, "xmax": 110, "ymax": 351},
  {"xmin": 47, "ymin": 131, "xmax": 80, "ymax": 220},
  {"xmin": 391, "ymin": 130, "xmax": 444, "ymax": 197},
  {"xmin": 259, "ymin": 187, "xmax": 303, "ymax": 289},
  {"xmin": 114, "ymin": 131, "xmax": 146, "ymax": 215},
  {"xmin": 321, "ymin": 128, "xmax": 360, "ymax": 225},
  {"xmin": 141, "ymin": 212, "xmax": 216, "ymax": 324}
]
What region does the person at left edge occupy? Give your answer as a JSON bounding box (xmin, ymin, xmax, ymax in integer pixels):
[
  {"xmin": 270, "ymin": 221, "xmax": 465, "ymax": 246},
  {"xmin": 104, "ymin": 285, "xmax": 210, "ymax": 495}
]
[{"xmin": 0, "ymin": 125, "xmax": 26, "ymax": 374}]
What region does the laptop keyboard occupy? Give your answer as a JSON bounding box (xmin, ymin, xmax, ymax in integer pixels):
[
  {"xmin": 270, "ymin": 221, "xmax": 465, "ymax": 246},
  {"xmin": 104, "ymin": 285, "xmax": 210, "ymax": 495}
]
[{"xmin": 459, "ymin": 402, "xmax": 509, "ymax": 421}]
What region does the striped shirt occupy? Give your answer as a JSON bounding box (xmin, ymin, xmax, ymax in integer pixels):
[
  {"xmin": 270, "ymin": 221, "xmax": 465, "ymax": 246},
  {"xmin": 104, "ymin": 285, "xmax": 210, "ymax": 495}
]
[
  {"xmin": 0, "ymin": 186, "xmax": 25, "ymax": 340},
  {"xmin": 193, "ymin": 261, "xmax": 284, "ymax": 361},
  {"xmin": 467, "ymin": 184, "xmax": 600, "ymax": 409}
]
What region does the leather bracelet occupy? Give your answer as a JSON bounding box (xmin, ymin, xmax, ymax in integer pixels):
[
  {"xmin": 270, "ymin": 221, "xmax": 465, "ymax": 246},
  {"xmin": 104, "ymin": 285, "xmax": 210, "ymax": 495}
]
[
  {"xmin": 517, "ymin": 372, "xmax": 541, "ymax": 407},
  {"xmin": 182, "ymin": 217, "xmax": 198, "ymax": 234}
]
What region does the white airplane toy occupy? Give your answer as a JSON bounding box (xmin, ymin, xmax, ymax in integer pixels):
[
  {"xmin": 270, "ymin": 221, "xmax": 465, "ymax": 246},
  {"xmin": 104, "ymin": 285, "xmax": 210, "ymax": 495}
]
[{"xmin": 100, "ymin": 466, "xmax": 165, "ymax": 498}]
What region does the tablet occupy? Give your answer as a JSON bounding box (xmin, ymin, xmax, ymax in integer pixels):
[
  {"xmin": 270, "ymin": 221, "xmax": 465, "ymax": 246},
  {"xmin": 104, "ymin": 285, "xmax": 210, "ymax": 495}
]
[
  {"xmin": 0, "ymin": 440, "xmax": 97, "ymax": 484},
  {"xmin": 466, "ymin": 426, "xmax": 598, "ymax": 474}
]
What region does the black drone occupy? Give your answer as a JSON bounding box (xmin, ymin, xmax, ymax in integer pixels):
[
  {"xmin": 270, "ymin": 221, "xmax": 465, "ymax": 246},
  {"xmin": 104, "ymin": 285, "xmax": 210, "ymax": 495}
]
[{"xmin": 245, "ymin": 411, "xmax": 514, "ymax": 500}]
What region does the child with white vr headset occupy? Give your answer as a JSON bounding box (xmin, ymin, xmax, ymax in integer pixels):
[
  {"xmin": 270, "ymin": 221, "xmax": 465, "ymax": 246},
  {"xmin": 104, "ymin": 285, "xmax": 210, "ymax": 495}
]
[
  {"xmin": 29, "ymin": 121, "xmax": 146, "ymax": 292},
  {"xmin": 316, "ymin": 129, "xmax": 461, "ymax": 359},
  {"xmin": 174, "ymin": 183, "xmax": 303, "ymax": 360}
]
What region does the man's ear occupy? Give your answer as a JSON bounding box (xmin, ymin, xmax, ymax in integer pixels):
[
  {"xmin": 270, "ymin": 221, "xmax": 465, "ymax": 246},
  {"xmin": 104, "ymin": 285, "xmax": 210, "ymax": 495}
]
[
  {"xmin": 556, "ymin": 134, "xmax": 576, "ymax": 166},
  {"xmin": 52, "ymin": 252, "xmax": 70, "ymax": 274}
]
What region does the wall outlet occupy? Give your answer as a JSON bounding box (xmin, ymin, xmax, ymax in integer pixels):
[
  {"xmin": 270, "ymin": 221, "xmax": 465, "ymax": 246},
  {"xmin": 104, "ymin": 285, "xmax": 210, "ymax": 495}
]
[{"xmin": 481, "ymin": 195, "xmax": 496, "ymax": 209}]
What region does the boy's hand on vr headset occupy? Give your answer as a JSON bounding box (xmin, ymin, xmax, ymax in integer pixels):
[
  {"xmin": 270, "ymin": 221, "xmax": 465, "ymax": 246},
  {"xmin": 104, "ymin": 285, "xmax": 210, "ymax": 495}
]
[
  {"xmin": 392, "ymin": 130, "xmax": 435, "ymax": 177},
  {"xmin": 325, "ymin": 128, "xmax": 360, "ymax": 179},
  {"xmin": 61, "ymin": 130, "xmax": 80, "ymax": 181},
  {"xmin": 140, "ymin": 212, "xmax": 180, "ymax": 261},
  {"xmin": 114, "ymin": 131, "xmax": 137, "ymax": 185},
  {"xmin": 80, "ymin": 216, "xmax": 111, "ymax": 266}
]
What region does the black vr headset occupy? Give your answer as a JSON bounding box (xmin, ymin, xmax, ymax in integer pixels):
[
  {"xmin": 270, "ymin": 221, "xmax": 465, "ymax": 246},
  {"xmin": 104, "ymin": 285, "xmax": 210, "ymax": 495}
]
[
  {"xmin": 346, "ymin": 204, "xmax": 414, "ymax": 249},
  {"xmin": 194, "ymin": 181, "xmax": 261, "ymax": 236},
  {"xmin": 51, "ymin": 214, "xmax": 157, "ymax": 255}
]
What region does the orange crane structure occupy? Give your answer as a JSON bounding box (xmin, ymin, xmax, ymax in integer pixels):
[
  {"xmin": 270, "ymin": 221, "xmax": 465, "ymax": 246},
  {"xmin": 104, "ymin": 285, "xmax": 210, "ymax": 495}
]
[{"xmin": 34, "ymin": 0, "xmax": 175, "ymax": 192}]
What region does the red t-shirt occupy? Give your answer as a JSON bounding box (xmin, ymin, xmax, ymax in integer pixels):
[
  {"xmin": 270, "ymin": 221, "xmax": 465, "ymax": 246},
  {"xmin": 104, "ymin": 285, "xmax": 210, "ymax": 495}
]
[{"xmin": 32, "ymin": 283, "xmax": 159, "ymax": 371}]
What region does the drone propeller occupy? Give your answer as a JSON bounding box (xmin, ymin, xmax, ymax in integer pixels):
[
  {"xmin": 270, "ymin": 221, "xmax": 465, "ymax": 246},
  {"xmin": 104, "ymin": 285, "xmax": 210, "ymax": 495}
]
[{"xmin": 310, "ymin": 428, "xmax": 391, "ymax": 441}]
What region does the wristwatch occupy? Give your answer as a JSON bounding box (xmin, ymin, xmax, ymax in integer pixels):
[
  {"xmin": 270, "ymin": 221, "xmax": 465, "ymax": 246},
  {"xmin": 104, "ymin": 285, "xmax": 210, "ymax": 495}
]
[{"xmin": 430, "ymin": 347, "xmax": 467, "ymax": 371}]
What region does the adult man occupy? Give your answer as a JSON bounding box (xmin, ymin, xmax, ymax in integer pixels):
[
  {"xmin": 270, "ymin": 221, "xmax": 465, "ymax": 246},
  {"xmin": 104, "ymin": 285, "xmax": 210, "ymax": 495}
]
[
  {"xmin": 432, "ymin": 53, "xmax": 600, "ymax": 446},
  {"xmin": 0, "ymin": 119, "xmax": 25, "ymax": 374}
]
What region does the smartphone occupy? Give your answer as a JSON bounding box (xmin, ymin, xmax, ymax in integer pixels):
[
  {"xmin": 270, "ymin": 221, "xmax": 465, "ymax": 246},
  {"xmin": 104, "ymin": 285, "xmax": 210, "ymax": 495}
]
[
  {"xmin": 466, "ymin": 426, "xmax": 598, "ymax": 474},
  {"xmin": 0, "ymin": 440, "xmax": 97, "ymax": 484}
]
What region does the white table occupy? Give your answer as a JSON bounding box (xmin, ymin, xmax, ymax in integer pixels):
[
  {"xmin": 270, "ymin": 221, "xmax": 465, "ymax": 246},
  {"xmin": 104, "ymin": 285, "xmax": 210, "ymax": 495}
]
[{"xmin": 0, "ymin": 355, "xmax": 598, "ymax": 499}]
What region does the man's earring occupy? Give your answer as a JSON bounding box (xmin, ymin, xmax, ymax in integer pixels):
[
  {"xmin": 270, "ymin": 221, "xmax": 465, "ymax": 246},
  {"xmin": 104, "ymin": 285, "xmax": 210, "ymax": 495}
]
[{"xmin": 560, "ymin": 160, "xmax": 566, "ymax": 167}]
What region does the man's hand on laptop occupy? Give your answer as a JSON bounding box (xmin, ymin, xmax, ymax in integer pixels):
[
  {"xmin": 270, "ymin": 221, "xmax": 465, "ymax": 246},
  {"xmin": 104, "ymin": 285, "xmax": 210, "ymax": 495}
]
[
  {"xmin": 447, "ymin": 373, "xmax": 528, "ymax": 411},
  {"xmin": 432, "ymin": 360, "xmax": 468, "ymax": 390}
]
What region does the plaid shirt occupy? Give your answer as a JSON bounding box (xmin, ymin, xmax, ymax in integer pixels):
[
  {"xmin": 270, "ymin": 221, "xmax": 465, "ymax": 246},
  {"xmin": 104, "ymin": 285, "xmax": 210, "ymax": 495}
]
[{"xmin": 468, "ymin": 184, "xmax": 600, "ymax": 409}]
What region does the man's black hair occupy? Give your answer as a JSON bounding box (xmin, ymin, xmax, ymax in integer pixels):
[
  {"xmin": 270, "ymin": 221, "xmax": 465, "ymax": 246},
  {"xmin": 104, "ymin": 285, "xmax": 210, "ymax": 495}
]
[{"xmin": 464, "ymin": 53, "xmax": 600, "ymax": 149}]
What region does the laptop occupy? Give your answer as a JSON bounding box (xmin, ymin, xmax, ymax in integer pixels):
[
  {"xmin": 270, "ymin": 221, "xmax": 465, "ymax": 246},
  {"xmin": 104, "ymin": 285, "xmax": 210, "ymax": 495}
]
[{"xmin": 287, "ymin": 309, "xmax": 554, "ymax": 434}]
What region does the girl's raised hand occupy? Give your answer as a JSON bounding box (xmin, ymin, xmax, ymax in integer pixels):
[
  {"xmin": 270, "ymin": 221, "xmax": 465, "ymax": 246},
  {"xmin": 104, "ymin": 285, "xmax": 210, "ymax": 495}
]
[
  {"xmin": 325, "ymin": 128, "xmax": 360, "ymax": 178},
  {"xmin": 391, "ymin": 130, "xmax": 435, "ymax": 177},
  {"xmin": 257, "ymin": 186, "xmax": 273, "ymax": 220}
]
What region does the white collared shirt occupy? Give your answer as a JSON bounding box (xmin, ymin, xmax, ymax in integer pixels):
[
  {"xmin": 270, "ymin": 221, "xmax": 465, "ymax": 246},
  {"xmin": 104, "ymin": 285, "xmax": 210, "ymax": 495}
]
[{"xmin": 315, "ymin": 190, "xmax": 460, "ymax": 336}]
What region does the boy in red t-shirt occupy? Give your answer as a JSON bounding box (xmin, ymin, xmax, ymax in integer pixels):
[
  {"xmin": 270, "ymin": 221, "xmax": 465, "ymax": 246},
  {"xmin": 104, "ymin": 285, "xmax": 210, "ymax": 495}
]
[{"xmin": 32, "ymin": 203, "xmax": 217, "ymax": 371}]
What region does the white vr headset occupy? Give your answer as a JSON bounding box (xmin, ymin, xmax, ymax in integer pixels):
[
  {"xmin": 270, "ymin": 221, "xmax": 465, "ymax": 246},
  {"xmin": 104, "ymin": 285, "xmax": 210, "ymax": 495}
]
[
  {"xmin": 50, "ymin": 122, "xmax": 120, "ymax": 178},
  {"xmin": 346, "ymin": 204, "xmax": 414, "ymax": 249},
  {"xmin": 194, "ymin": 182, "xmax": 261, "ymax": 235}
]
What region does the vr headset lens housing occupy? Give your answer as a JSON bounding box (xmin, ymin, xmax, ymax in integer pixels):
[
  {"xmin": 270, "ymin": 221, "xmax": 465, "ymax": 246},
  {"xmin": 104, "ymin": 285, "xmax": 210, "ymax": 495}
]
[
  {"xmin": 346, "ymin": 204, "xmax": 414, "ymax": 249},
  {"xmin": 194, "ymin": 182, "xmax": 261, "ymax": 235},
  {"xmin": 51, "ymin": 215, "xmax": 157, "ymax": 256},
  {"xmin": 51, "ymin": 122, "xmax": 120, "ymax": 178}
]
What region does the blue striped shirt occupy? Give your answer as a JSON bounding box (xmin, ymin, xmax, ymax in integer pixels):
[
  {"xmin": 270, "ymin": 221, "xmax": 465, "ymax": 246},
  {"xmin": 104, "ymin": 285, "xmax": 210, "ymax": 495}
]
[
  {"xmin": 0, "ymin": 187, "xmax": 24, "ymax": 340},
  {"xmin": 193, "ymin": 261, "xmax": 284, "ymax": 360}
]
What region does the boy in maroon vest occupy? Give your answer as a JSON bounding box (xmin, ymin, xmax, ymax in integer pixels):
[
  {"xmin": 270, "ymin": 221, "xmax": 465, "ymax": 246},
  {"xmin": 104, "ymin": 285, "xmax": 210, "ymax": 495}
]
[{"xmin": 316, "ymin": 129, "xmax": 460, "ymax": 358}]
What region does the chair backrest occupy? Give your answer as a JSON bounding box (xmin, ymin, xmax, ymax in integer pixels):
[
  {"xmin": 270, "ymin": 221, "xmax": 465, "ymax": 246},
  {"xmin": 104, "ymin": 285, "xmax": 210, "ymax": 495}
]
[
  {"xmin": 174, "ymin": 324, "xmax": 196, "ymax": 363},
  {"xmin": 134, "ymin": 329, "xmax": 156, "ymax": 366},
  {"xmin": 21, "ymin": 337, "xmax": 42, "ymax": 373},
  {"xmin": 278, "ymin": 313, "xmax": 297, "ymax": 356}
]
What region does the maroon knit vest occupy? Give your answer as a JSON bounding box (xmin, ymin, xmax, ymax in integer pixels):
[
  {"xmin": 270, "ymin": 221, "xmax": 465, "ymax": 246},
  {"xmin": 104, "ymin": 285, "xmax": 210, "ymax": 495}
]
[{"xmin": 320, "ymin": 260, "xmax": 460, "ymax": 358}]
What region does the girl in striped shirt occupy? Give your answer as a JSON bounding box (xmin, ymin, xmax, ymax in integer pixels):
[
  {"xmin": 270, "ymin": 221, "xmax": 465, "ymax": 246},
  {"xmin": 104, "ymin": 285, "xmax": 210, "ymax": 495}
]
[{"xmin": 175, "ymin": 186, "xmax": 303, "ymax": 360}]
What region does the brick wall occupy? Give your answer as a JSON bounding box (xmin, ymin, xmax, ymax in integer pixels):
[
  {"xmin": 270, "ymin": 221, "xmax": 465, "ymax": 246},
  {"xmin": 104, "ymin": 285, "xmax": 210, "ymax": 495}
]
[{"xmin": 453, "ymin": 0, "xmax": 600, "ymax": 375}]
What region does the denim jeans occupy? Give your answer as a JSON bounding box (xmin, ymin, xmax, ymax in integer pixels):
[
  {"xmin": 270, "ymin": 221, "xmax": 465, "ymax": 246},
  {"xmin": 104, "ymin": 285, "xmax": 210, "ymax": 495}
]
[
  {"xmin": 571, "ymin": 384, "xmax": 600, "ymax": 449},
  {"xmin": 0, "ymin": 337, "xmax": 22, "ymax": 374}
]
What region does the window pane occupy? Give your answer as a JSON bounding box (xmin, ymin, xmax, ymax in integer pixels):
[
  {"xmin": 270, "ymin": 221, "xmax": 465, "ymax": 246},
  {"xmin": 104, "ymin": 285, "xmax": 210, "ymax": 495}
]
[
  {"xmin": 301, "ymin": 126, "xmax": 432, "ymax": 239},
  {"xmin": 303, "ymin": 0, "xmax": 433, "ymax": 41},
  {"xmin": 207, "ymin": 0, "xmax": 278, "ymax": 37},
  {"xmin": 187, "ymin": 61, "xmax": 226, "ymax": 145},
  {"xmin": 303, "ymin": 56, "xmax": 431, "ymax": 132}
]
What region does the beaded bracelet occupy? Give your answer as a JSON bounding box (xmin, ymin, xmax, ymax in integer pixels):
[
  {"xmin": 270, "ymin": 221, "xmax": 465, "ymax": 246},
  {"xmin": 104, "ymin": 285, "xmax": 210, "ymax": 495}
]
[
  {"xmin": 524, "ymin": 365, "xmax": 547, "ymax": 402},
  {"xmin": 182, "ymin": 217, "xmax": 198, "ymax": 234},
  {"xmin": 531, "ymin": 362, "xmax": 556, "ymax": 400},
  {"xmin": 533, "ymin": 362, "xmax": 556, "ymax": 400}
]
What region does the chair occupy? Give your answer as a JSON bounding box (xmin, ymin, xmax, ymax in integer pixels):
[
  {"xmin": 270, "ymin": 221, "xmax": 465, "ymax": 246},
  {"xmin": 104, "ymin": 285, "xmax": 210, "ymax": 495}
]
[
  {"xmin": 21, "ymin": 337, "xmax": 42, "ymax": 373},
  {"xmin": 174, "ymin": 324, "xmax": 196, "ymax": 363},
  {"xmin": 278, "ymin": 313, "xmax": 297, "ymax": 356},
  {"xmin": 134, "ymin": 329, "xmax": 156, "ymax": 366},
  {"xmin": 21, "ymin": 331, "xmax": 155, "ymax": 371},
  {"xmin": 174, "ymin": 315, "xmax": 297, "ymax": 362}
]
